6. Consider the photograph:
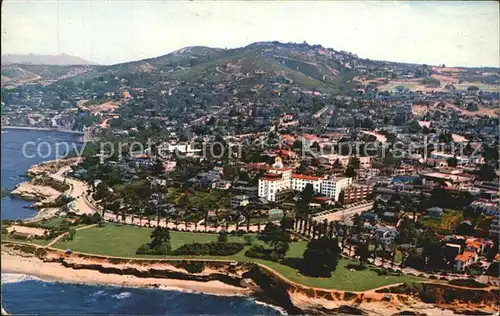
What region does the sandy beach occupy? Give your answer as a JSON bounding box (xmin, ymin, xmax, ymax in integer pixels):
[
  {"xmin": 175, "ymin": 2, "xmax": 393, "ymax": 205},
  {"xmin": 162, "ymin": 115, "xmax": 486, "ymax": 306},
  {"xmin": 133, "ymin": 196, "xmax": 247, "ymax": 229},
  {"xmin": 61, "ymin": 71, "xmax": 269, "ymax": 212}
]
[{"xmin": 1, "ymin": 252, "xmax": 249, "ymax": 296}]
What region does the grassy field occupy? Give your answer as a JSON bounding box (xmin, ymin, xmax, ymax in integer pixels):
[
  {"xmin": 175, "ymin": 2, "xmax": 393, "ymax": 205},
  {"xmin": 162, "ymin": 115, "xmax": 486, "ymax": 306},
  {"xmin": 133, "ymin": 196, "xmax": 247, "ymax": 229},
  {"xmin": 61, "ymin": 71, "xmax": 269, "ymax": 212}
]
[
  {"xmin": 1, "ymin": 233, "xmax": 50, "ymax": 246},
  {"xmin": 53, "ymin": 224, "xmax": 249, "ymax": 257},
  {"xmin": 454, "ymin": 83, "xmax": 500, "ymax": 92},
  {"xmin": 52, "ymin": 224, "xmax": 421, "ymax": 291},
  {"xmin": 419, "ymin": 209, "xmax": 463, "ymax": 233}
]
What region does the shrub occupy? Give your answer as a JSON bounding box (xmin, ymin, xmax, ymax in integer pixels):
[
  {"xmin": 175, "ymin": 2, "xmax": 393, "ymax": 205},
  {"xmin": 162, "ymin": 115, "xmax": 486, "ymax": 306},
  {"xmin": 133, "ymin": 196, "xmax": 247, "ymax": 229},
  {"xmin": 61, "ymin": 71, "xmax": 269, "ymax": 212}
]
[
  {"xmin": 34, "ymin": 248, "xmax": 48, "ymax": 258},
  {"xmin": 343, "ymin": 292, "xmax": 357, "ymax": 300},
  {"xmin": 180, "ymin": 261, "xmax": 205, "ymax": 273},
  {"xmin": 244, "ymin": 245, "xmax": 271, "ymax": 260},
  {"xmin": 243, "ymin": 235, "xmax": 255, "ymax": 246},
  {"xmin": 136, "ymin": 243, "xmax": 170, "ymax": 255},
  {"xmin": 448, "ymin": 279, "xmax": 488, "ymax": 288},
  {"xmin": 345, "ymin": 264, "xmax": 367, "ymax": 271},
  {"xmin": 172, "ymin": 242, "xmax": 244, "ymax": 256}
]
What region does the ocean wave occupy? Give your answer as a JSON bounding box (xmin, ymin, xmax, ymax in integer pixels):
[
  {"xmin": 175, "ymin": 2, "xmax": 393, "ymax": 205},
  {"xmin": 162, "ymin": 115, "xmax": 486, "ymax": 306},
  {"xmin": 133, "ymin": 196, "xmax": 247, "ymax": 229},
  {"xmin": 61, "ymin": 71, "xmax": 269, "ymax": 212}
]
[
  {"xmin": 90, "ymin": 290, "xmax": 107, "ymax": 297},
  {"xmin": 1, "ymin": 273, "xmax": 42, "ymax": 284},
  {"xmin": 112, "ymin": 292, "xmax": 132, "ymax": 300},
  {"xmin": 254, "ymin": 300, "xmax": 288, "ymax": 315}
]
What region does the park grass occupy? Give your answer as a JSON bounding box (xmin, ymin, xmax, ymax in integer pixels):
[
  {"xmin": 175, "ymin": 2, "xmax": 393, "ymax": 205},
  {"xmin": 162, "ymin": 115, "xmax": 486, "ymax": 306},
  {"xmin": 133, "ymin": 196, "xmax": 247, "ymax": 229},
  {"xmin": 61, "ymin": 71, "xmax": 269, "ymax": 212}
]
[
  {"xmin": 53, "ymin": 223, "xmax": 249, "ymax": 257},
  {"xmin": 51, "ymin": 223, "xmax": 421, "ymax": 291},
  {"xmin": 419, "ymin": 209, "xmax": 463, "ymax": 233},
  {"xmin": 1, "ymin": 233, "xmax": 50, "ymax": 246}
]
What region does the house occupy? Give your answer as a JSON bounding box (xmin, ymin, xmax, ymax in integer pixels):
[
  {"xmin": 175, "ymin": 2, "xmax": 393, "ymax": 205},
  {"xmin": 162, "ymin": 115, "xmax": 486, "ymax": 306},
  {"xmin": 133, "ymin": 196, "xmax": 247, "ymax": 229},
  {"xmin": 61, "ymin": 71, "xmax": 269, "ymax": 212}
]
[
  {"xmin": 205, "ymin": 210, "xmax": 219, "ymax": 224},
  {"xmin": 360, "ymin": 212, "xmax": 379, "ymax": 221},
  {"xmin": 454, "ymin": 250, "xmax": 478, "ymax": 272},
  {"xmin": 382, "ymin": 212, "xmax": 399, "ymax": 223},
  {"xmin": 427, "ymin": 207, "xmax": 444, "ymax": 218},
  {"xmin": 214, "ymin": 179, "xmax": 231, "ymax": 190},
  {"xmin": 375, "ymin": 226, "xmax": 397, "ymax": 244},
  {"xmin": 231, "ymin": 195, "xmax": 249, "ymax": 209}
]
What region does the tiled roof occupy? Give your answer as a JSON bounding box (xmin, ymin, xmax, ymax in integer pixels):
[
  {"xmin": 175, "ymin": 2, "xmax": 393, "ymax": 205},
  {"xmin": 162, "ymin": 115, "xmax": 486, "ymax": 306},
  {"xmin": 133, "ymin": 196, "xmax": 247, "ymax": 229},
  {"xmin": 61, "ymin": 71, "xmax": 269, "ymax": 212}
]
[{"xmin": 291, "ymin": 174, "xmax": 323, "ymax": 181}]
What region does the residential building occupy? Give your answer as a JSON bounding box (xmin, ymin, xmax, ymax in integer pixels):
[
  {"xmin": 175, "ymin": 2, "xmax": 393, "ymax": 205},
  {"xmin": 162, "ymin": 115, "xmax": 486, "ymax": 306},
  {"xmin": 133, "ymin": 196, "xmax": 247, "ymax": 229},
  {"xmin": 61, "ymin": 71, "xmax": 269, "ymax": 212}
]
[
  {"xmin": 375, "ymin": 226, "xmax": 398, "ymax": 245},
  {"xmin": 427, "ymin": 207, "xmax": 444, "ymax": 218},
  {"xmin": 231, "ymin": 195, "xmax": 249, "ymax": 209},
  {"xmin": 454, "ymin": 251, "xmax": 478, "ymax": 272},
  {"xmin": 291, "ymin": 174, "xmax": 323, "ymax": 193},
  {"xmin": 321, "ymin": 177, "xmax": 353, "ymax": 201},
  {"xmin": 343, "ymin": 183, "xmax": 373, "ymax": 204},
  {"xmin": 257, "ymin": 157, "xmax": 293, "ymax": 202}
]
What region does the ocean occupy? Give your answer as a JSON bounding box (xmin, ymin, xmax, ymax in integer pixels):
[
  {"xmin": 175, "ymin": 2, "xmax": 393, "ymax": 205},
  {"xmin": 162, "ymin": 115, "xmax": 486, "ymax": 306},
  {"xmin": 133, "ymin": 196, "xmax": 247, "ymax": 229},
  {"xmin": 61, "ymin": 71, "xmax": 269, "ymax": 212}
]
[
  {"xmin": 1, "ymin": 130, "xmax": 282, "ymax": 314},
  {"xmin": 1, "ymin": 129, "xmax": 80, "ymax": 220},
  {"xmin": 1, "ymin": 274, "xmax": 282, "ymax": 315}
]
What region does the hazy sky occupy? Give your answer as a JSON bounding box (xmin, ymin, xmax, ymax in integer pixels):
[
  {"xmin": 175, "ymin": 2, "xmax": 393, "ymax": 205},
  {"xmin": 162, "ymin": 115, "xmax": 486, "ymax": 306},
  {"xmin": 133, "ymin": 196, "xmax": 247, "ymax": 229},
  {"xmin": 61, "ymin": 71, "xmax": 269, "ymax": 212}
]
[{"xmin": 2, "ymin": 1, "xmax": 499, "ymax": 67}]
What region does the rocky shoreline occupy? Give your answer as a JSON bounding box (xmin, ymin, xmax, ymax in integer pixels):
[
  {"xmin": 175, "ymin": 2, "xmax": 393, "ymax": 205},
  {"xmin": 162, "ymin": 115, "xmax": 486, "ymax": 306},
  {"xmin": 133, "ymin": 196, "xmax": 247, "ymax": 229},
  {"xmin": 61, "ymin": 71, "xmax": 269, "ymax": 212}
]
[{"xmin": 2, "ymin": 244, "xmax": 498, "ymax": 315}]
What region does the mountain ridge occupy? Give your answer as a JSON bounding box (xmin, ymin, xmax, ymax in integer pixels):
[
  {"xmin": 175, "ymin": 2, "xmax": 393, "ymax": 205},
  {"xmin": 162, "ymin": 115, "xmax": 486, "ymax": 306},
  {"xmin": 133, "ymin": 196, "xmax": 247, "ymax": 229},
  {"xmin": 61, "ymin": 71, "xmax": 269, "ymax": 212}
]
[{"xmin": 2, "ymin": 53, "xmax": 96, "ymax": 66}]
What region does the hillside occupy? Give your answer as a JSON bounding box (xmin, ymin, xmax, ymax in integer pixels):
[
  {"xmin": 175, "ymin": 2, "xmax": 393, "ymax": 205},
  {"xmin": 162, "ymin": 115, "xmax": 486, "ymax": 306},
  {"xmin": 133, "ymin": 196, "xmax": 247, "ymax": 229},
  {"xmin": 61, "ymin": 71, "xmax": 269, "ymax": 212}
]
[
  {"xmin": 2, "ymin": 53, "xmax": 95, "ymax": 65},
  {"xmin": 50, "ymin": 42, "xmax": 362, "ymax": 93},
  {"xmin": 1, "ymin": 64, "xmax": 100, "ymax": 87},
  {"xmin": 5, "ymin": 41, "xmax": 498, "ymax": 93}
]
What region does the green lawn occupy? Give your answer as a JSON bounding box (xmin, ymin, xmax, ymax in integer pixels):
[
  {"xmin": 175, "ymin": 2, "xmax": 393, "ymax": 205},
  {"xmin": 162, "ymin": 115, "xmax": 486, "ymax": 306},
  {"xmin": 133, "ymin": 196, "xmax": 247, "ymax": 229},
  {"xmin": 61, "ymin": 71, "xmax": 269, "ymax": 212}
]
[
  {"xmin": 51, "ymin": 224, "xmax": 421, "ymax": 291},
  {"xmin": 53, "ymin": 224, "xmax": 249, "ymax": 257},
  {"xmin": 419, "ymin": 209, "xmax": 463, "ymax": 233},
  {"xmin": 2, "ymin": 233, "xmax": 50, "ymax": 246}
]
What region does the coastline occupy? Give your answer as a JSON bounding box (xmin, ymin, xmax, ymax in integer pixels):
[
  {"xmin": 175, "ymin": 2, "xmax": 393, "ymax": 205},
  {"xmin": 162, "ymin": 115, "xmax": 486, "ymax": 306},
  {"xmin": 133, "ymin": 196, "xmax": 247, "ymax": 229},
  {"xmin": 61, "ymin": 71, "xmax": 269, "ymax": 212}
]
[
  {"xmin": 1, "ymin": 252, "xmax": 250, "ymax": 297},
  {"xmin": 1, "ymin": 126, "xmax": 84, "ymax": 135}
]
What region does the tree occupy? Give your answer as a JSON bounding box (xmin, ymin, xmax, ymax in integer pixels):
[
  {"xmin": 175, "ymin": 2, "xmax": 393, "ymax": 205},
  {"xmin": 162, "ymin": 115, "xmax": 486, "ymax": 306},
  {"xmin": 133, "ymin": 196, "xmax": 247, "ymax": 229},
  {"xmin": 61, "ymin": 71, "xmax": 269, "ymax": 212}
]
[
  {"xmin": 152, "ymin": 158, "xmax": 164, "ymax": 176},
  {"xmin": 408, "ymin": 120, "xmax": 421, "ymax": 134},
  {"xmin": 447, "ymin": 156, "xmax": 458, "ymax": 167},
  {"xmin": 218, "ymin": 230, "xmax": 228, "ymax": 243},
  {"xmin": 300, "ymin": 237, "xmax": 341, "ymax": 277},
  {"xmin": 259, "ymin": 222, "xmax": 291, "ymax": 261},
  {"xmin": 338, "ymin": 190, "xmax": 346, "ymax": 205},
  {"xmin": 244, "ymin": 235, "xmax": 254, "ymax": 245},
  {"xmin": 417, "ymin": 228, "xmax": 444, "ymax": 269},
  {"xmin": 478, "ymin": 164, "xmax": 496, "ymax": 181},
  {"xmin": 291, "ymin": 140, "xmax": 303, "ymax": 153},
  {"xmin": 333, "ymin": 159, "xmax": 343, "ymax": 169},
  {"xmin": 355, "ymin": 242, "xmax": 370, "ymax": 266},
  {"xmin": 395, "ymin": 217, "xmax": 418, "ymax": 245},
  {"xmin": 345, "ymin": 166, "xmax": 356, "ymax": 178},
  {"xmin": 296, "ymin": 183, "xmax": 314, "ymax": 218},
  {"xmin": 150, "ymin": 226, "xmax": 171, "ymax": 253}
]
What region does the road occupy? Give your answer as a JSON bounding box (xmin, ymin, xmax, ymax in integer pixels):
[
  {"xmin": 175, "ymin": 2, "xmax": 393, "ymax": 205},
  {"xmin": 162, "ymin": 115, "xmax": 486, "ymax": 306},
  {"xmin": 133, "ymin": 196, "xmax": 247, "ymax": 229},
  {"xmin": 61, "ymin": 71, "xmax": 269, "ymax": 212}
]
[
  {"xmin": 50, "ymin": 165, "xmax": 96, "ymax": 216},
  {"xmin": 312, "ymin": 202, "xmax": 374, "ymax": 222}
]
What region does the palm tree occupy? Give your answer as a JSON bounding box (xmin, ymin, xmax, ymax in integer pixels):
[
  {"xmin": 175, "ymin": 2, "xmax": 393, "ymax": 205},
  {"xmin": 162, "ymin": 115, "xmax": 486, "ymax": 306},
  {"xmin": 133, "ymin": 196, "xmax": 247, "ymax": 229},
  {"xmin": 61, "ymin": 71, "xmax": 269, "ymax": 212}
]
[
  {"xmin": 155, "ymin": 206, "xmax": 161, "ymax": 227},
  {"xmin": 307, "ymin": 217, "xmax": 314, "ymax": 237},
  {"xmin": 257, "ymin": 217, "xmax": 261, "ymax": 232},
  {"xmin": 244, "ymin": 207, "xmax": 251, "ymax": 232},
  {"xmin": 381, "ymin": 244, "xmax": 387, "ymax": 266},
  {"xmin": 391, "ymin": 245, "xmax": 397, "ymax": 267},
  {"xmin": 328, "ymin": 221, "xmax": 335, "ymax": 238},
  {"xmin": 322, "ymin": 219, "xmax": 328, "ymax": 237},
  {"xmin": 194, "ymin": 221, "xmax": 198, "ymax": 232}
]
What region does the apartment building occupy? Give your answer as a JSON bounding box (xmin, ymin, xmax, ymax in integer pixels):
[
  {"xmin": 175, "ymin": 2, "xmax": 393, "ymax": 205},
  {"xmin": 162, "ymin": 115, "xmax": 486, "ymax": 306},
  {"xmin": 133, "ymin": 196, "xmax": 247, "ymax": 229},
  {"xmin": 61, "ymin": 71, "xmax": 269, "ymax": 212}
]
[
  {"xmin": 321, "ymin": 177, "xmax": 353, "ymax": 201},
  {"xmin": 257, "ymin": 157, "xmax": 293, "ymax": 202},
  {"xmin": 343, "ymin": 183, "xmax": 373, "ymax": 204},
  {"xmin": 291, "ymin": 174, "xmax": 323, "ymax": 192}
]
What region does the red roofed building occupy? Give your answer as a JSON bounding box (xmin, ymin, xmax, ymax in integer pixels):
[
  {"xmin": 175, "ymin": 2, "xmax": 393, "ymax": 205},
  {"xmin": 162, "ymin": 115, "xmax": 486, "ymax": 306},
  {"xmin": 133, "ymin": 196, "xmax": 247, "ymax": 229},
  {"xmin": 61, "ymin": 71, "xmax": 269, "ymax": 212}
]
[
  {"xmin": 291, "ymin": 173, "xmax": 323, "ymax": 192},
  {"xmin": 454, "ymin": 250, "xmax": 478, "ymax": 272}
]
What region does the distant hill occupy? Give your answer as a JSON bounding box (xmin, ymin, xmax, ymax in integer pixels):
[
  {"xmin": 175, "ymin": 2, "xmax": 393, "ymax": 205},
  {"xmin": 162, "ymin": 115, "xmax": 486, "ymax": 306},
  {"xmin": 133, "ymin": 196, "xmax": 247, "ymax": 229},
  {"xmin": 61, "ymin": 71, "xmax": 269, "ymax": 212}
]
[
  {"xmin": 2, "ymin": 53, "xmax": 95, "ymax": 65},
  {"xmin": 53, "ymin": 42, "xmax": 360, "ymax": 93}
]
